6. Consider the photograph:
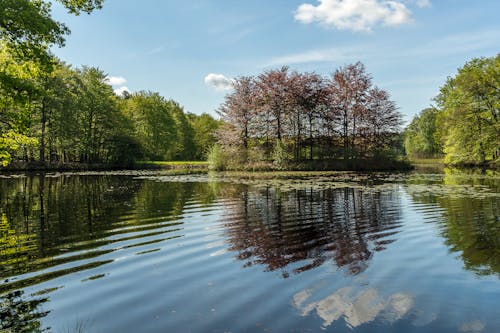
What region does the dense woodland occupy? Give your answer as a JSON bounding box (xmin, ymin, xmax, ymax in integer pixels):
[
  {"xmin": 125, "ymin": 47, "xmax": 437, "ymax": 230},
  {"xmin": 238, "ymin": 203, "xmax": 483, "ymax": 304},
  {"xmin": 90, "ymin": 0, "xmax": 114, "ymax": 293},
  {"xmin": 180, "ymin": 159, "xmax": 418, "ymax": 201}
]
[
  {"xmin": 0, "ymin": 48, "xmax": 220, "ymax": 167},
  {"xmin": 213, "ymin": 63, "xmax": 405, "ymax": 170},
  {"xmin": 404, "ymin": 54, "xmax": 499, "ymax": 167},
  {"xmin": 0, "ymin": 0, "xmax": 219, "ymax": 167}
]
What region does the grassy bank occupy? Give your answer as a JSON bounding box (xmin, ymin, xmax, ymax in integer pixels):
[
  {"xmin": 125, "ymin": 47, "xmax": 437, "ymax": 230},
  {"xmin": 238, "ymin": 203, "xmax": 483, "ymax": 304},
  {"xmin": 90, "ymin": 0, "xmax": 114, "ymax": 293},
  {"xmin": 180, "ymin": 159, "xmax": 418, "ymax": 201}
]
[
  {"xmin": 409, "ymin": 157, "xmax": 445, "ymax": 165},
  {"xmin": 1, "ymin": 161, "xmax": 209, "ymax": 172},
  {"xmin": 409, "ymin": 157, "xmax": 499, "ymax": 170},
  {"xmin": 136, "ymin": 161, "xmax": 209, "ymax": 170},
  {"xmin": 210, "ymin": 158, "xmax": 413, "ymax": 172}
]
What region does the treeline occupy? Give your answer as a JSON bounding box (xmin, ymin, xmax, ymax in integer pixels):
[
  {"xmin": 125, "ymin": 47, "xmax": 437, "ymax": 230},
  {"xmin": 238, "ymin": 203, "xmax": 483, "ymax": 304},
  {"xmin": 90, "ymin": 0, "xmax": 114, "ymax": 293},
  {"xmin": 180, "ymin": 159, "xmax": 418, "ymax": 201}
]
[
  {"xmin": 404, "ymin": 54, "xmax": 499, "ymax": 167},
  {"xmin": 0, "ymin": 0, "xmax": 219, "ymax": 168},
  {"xmin": 0, "ymin": 54, "xmax": 219, "ymax": 167},
  {"xmin": 213, "ymin": 62, "xmax": 404, "ymax": 170}
]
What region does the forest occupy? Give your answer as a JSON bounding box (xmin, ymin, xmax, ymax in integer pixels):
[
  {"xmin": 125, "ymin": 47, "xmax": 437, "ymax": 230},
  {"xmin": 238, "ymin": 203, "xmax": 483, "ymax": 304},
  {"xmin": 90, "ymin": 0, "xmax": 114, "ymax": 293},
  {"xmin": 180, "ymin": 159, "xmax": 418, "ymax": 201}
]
[
  {"xmin": 0, "ymin": 0, "xmax": 219, "ymax": 168},
  {"xmin": 0, "ymin": 48, "xmax": 220, "ymax": 167},
  {"xmin": 404, "ymin": 54, "xmax": 499, "ymax": 167},
  {"xmin": 212, "ymin": 63, "xmax": 405, "ymax": 170}
]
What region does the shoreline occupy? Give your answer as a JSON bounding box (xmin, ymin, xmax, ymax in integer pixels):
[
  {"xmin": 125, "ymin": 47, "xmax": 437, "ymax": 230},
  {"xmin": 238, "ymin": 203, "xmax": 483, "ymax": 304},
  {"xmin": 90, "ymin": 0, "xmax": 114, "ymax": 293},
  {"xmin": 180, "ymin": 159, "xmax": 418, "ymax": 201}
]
[{"xmin": 1, "ymin": 159, "xmax": 497, "ymax": 174}]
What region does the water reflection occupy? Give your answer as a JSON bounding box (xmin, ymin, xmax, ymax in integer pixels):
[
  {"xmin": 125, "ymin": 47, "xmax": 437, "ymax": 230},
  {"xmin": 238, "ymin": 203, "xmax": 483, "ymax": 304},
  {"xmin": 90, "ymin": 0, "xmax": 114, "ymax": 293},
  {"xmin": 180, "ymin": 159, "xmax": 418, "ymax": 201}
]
[
  {"xmin": 0, "ymin": 175, "xmax": 141, "ymax": 279},
  {"xmin": 223, "ymin": 187, "xmax": 403, "ymax": 277},
  {"xmin": 0, "ymin": 290, "xmax": 50, "ymax": 333},
  {"xmin": 407, "ymin": 169, "xmax": 500, "ymax": 277},
  {"xmin": 0, "ymin": 175, "xmax": 226, "ymax": 294},
  {"xmin": 0, "ymin": 171, "xmax": 498, "ymax": 333},
  {"xmin": 293, "ymin": 287, "xmax": 413, "ymax": 329}
]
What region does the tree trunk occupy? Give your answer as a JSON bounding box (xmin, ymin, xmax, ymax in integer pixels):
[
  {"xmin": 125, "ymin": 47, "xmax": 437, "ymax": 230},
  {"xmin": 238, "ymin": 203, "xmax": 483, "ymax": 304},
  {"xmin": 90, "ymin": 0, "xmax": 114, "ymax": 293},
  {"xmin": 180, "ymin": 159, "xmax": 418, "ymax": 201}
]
[
  {"xmin": 39, "ymin": 98, "xmax": 47, "ymax": 163},
  {"xmin": 309, "ymin": 115, "xmax": 313, "ymax": 160}
]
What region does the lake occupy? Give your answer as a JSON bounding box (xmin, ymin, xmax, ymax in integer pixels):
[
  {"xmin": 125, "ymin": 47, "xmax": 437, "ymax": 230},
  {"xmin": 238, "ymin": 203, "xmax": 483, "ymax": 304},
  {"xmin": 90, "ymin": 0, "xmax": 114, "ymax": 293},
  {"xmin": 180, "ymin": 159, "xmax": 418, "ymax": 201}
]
[{"xmin": 0, "ymin": 169, "xmax": 499, "ymax": 333}]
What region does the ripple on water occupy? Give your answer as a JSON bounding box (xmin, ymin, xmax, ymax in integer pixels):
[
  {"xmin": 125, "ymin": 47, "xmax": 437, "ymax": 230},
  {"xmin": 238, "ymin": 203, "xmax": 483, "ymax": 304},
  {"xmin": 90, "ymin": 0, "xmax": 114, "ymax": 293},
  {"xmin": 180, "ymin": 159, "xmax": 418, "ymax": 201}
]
[{"xmin": 1, "ymin": 173, "xmax": 499, "ymax": 332}]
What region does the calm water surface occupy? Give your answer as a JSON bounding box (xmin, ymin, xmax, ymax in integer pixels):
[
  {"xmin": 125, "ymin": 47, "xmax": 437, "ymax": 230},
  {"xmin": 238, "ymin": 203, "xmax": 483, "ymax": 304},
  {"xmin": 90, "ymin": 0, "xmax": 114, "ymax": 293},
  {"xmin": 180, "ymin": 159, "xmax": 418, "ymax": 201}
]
[{"xmin": 0, "ymin": 169, "xmax": 499, "ymax": 333}]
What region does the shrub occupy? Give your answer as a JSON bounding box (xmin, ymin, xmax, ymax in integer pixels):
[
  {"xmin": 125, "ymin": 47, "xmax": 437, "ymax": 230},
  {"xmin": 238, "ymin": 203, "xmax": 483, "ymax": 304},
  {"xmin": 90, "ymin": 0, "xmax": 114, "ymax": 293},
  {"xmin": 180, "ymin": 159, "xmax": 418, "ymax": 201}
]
[{"xmin": 207, "ymin": 144, "xmax": 226, "ymax": 171}]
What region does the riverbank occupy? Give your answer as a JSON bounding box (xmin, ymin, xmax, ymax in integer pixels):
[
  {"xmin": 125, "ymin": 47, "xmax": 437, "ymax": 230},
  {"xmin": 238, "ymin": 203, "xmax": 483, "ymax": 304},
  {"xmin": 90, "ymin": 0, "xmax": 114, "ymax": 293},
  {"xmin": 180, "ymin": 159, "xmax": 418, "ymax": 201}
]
[
  {"xmin": 211, "ymin": 158, "xmax": 414, "ymax": 172},
  {"xmin": 409, "ymin": 157, "xmax": 499, "ymax": 170},
  {"xmin": 0, "ymin": 161, "xmax": 209, "ymax": 172}
]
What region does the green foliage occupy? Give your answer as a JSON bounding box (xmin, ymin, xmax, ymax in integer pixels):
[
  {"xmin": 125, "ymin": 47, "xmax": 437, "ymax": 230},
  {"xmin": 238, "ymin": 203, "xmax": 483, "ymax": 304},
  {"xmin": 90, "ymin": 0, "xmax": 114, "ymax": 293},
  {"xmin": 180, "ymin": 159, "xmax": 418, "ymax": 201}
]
[
  {"xmin": 169, "ymin": 103, "xmax": 196, "ymax": 160},
  {"xmin": 0, "ymin": 0, "xmax": 107, "ymax": 166},
  {"xmin": 404, "ymin": 107, "xmax": 443, "ymax": 158},
  {"xmin": 121, "ymin": 92, "xmax": 177, "ymax": 161},
  {"xmin": 0, "ymin": 131, "xmax": 37, "ymax": 166},
  {"xmin": 436, "ymin": 54, "xmax": 499, "ymax": 166},
  {"xmin": 0, "ymin": 44, "xmax": 42, "ymax": 165},
  {"xmin": 272, "ymin": 139, "xmax": 289, "ymax": 170},
  {"xmin": 188, "ymin": 113, "xmax": 221, "ymax": 160},
  {"xmin": 207, "ymin": 144, "xmax": 226, "ymax": 171},
  {"xmin": 404, "ymin": 54, "xmax": 499, "ymax": 167},
  {"xmin": 0, "ymin": 0, "xmax": 104, "ymax": 63}
]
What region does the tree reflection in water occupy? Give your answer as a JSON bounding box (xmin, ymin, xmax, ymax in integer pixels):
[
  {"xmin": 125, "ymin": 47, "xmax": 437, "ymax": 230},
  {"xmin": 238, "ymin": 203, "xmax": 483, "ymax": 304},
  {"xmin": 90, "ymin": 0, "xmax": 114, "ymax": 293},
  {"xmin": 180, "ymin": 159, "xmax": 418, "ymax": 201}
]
[
  {"xmin": 0, "ymin": 290, "xmax": 50, "ymax": 333},
  {"xmin": 223, "ymin": 186, "xmax": 403, "ymax": 277},
  {"xmin": 408, "ymin": 169, "xmax": 500, "ymax": 277}
]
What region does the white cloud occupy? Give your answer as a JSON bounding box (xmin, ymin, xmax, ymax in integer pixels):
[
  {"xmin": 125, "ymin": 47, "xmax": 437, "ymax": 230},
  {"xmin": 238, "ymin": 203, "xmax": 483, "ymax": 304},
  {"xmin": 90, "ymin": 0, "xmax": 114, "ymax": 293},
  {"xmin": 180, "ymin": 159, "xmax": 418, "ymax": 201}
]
[
  {"xmin": 106, "ymin": 76, "xmax": 127, "ymax": 86},
  {"xmin": 114, "ymin": 86, "xmax": 130, "ymax": 96},
  {"xmin": 204, "ymin": 73, "xmax": 234, "ymax": 91},
  {"xmin": 294, "ymin": 0, "xmax": 414, "ymax": 32}
]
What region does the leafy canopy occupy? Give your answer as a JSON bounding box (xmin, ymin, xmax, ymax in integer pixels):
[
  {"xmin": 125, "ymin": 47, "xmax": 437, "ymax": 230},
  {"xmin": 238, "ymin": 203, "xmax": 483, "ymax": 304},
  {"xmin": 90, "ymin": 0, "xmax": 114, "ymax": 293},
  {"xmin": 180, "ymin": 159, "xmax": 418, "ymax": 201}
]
[{"xmin": 0, "ymin": 0, "xmax": 104, "ymax": 61}]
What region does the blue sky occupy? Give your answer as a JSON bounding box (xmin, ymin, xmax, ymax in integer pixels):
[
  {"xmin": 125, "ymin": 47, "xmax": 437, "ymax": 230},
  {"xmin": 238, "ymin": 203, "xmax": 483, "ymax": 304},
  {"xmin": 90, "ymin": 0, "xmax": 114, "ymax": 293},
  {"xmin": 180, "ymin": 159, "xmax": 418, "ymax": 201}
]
[{"xmin": 51, "ymin": 0, "xmax": 500, "ymax": 122}]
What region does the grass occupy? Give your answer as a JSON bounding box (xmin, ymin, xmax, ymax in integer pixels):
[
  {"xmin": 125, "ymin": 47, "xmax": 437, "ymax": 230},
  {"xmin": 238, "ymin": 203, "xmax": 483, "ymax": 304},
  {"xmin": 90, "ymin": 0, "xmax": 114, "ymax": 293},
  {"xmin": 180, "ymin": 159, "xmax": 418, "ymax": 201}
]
[
  {"xmin": 219, "ymin": 170, "xmax": 343, "ymax": 179},
  {"xmin": 136, "ymin": 161, "xmax": 208, "ymax": 170},
  {"xmin": 409, "ymin": 157, "xmax": 445, "ymax": 165},
  {"xmin": 141, "ymin": 161, "xmax": 208, "ymax": 165}
]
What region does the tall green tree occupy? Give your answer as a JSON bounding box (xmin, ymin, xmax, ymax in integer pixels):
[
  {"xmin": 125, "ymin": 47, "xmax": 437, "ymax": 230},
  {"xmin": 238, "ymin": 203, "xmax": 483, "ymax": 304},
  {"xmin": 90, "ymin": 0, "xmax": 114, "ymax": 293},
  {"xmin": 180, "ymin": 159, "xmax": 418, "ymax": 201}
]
[
  {"xmin": 404, "ymin": 107, "xmax": 443, "ymax": 158},
  {"xmin": 188, "ymin": 113, "xmax": 220, "ymax": 160},
  {"xmin": 436, "ymin": 54, "xmax": 499, "ymax": 165},
  {"xmin": 0, "ymin": 44, "xmax": 40, "ymax": 165},
  {"xmin": 170, "ymin": 102, "xmax": 196, "ymax": 160},
  {"xmin": 0, "ymin": 0, "xmax": 104, "ymax": 165},
  {"xmin": 121, "ymin": 92, "xmax": 177, "ymax": 161}
]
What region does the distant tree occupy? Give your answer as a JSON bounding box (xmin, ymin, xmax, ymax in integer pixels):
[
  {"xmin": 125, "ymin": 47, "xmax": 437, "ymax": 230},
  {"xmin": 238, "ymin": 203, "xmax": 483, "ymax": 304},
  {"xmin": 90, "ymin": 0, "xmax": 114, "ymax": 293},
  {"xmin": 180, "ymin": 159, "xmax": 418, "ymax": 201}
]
[
  {"xmin": 215, "ymin": 62, "xmax": 404, "ymax": 168},
  {"xmin": 328, "ymin": 62, "xmax": 372, "ymax": 160},
  {"xmin": 188, "ymin": 113, "xmax": 221, "ymax": 160},
  {"xmin": 121, "ymin": 92, "xmax": 176, "ymax": 161},
  {"xmin": 363, "ymin": 87, "xmax": 402, "ymax": 156},
  {"xmin": 289, "ymin": 71, "xmax": 327, "ymax": 160},
  {"xmin": 218, "ymin": 76, "xmax": 256, "ymax": 153},
  {"xmin": 169, "ymin": 102, "xmax": 196, "ymax": 160},
  {"xmin": 256, "ymin": 67, "xmax": 293, "ymax": 143},
  {"xmin": 404, "ymin": 107, "xmax": 442, "ymax": 158}
]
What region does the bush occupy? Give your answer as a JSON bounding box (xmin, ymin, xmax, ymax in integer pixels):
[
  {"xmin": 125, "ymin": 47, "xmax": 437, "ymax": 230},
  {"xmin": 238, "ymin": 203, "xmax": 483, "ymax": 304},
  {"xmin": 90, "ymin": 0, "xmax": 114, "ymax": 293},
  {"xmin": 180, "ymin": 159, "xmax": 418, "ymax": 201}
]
[
  {"xmin": 207, "ymin": 144, "xmax": 226, "ymax": 171},
  {"xmin": 272, "ymin": 140, "xmax": 289, "ymax": 170}
]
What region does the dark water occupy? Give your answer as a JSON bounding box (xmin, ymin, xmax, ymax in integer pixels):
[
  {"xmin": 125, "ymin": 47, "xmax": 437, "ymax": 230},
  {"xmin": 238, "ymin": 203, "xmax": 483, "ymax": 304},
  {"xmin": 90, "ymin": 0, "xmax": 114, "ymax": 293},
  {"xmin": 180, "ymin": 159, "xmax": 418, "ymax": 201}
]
[{"xmin": 0, "ymin": 170, "xmax": 499, "ymax": 333}]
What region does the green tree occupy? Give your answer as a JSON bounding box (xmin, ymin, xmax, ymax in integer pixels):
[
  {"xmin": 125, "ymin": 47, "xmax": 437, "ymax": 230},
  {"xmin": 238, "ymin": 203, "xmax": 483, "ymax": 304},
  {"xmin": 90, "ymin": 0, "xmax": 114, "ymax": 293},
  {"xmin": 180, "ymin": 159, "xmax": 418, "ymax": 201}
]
[
  {"xmin": 0, "ymin": 0, "xmax": 104, "ymax": 166},
  {"xmin": 121, "ymin": 92, "xmax": 177, "ymax": 161},
  {"xmin": 0, "ymin": 0, "xmax": 103, "ymax": 62},
  {"xmin": 0, "ymin": 44, "xmax": 40, "ymax": 165},
  {"xmin": 404, "ymin": 107, "xmax": 443, "ymax": 158},
  {"xmin": 188, "ymin": 113, "xmax": 220, "ymax": 160},
  {"xmin": 169, "ymin": 102, "xmax": 196, "ymax": 160},
  {"xmin": 436, "ymin": 54, "xmax": 499, "ymax": 165}
]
